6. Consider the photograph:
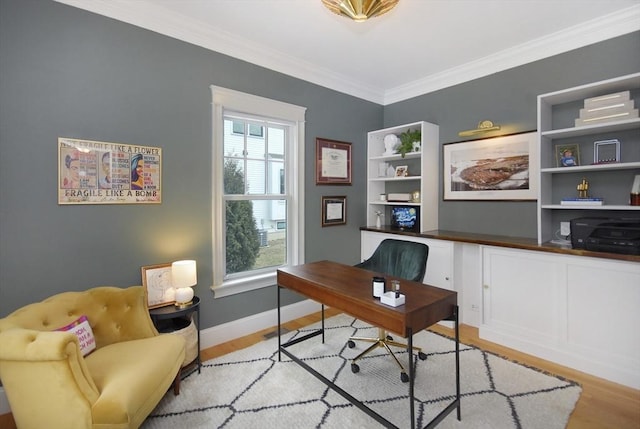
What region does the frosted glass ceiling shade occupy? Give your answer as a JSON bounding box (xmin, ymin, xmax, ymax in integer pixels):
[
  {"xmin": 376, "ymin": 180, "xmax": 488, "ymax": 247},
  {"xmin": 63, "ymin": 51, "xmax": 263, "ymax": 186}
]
[
  {"xmin": 172, "ymin": 260, "xmax": 197, "ymax": 307},
  {"xmin": 321, "ymin": 0, "xmax": 399, "ymax": 22}
]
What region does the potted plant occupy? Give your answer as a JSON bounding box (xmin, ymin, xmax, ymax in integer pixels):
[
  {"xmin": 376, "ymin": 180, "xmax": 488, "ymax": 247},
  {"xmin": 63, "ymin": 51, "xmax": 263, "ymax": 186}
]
[{"xmin": 397, "ymin": 129, "xmax": 421, "ymax": 158}]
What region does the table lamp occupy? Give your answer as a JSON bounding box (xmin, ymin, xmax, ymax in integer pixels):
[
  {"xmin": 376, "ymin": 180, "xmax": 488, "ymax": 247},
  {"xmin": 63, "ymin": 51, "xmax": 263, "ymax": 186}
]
[{"xmin": 172, "ymin": 260, "xmax": 197, "ymax": 308}]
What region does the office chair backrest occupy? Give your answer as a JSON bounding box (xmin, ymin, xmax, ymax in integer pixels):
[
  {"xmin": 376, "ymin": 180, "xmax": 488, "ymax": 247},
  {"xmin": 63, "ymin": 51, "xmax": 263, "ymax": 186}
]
[{"xmin": 356, "ymin": 239, "xmax": 429, "ymax": 282}]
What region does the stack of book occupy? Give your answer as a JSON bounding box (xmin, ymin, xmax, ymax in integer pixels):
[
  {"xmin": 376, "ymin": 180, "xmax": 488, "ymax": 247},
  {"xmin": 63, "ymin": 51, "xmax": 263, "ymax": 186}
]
[
  {"xmin": 575, "ymin": 91, "xmax": 639, "ymax": 127},
  {"xmin": 560, "ymin": 197, "xmax": 604, "ymax": 206}
]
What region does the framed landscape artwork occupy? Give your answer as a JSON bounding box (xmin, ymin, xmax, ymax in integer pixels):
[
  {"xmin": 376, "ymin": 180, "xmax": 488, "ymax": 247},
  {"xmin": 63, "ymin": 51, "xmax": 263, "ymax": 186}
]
[{"xmin": 443, "ymin": 131, "xmax": 538, "ymax": 201}]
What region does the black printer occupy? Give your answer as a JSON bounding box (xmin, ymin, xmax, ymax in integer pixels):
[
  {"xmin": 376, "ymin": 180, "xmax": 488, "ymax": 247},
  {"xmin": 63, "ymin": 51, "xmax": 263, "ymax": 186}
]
[{"xmin": 570, "ymin": 217, "xmax": 640, "ymax": 255}]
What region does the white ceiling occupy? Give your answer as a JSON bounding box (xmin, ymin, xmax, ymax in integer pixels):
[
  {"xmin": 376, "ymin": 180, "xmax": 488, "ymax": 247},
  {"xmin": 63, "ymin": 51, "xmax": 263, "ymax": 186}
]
[{"xmin": 56, "ymin": 0, "xmax": 640, "ymax": 105}]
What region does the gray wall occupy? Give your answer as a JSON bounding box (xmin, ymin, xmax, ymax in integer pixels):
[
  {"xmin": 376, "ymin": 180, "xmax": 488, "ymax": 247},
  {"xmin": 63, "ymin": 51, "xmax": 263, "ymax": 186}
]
[
  {"xmin": 0, "ymin": 0, "xmax": 381, "ymax": 326},
  {"xmin": 1, "ymin": 0, "xmax": 638, "ymax": 328},
  {"xmin": 384, "ymin": 32, "xmax": 640, "ymax": 237}
]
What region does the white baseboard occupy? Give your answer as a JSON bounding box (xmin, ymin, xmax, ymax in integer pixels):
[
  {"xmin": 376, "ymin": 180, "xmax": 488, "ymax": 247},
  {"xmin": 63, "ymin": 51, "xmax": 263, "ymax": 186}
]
[
  {"xmin": 199, "ymin": 299, "xmax": 321, "ymax": 350},
  {"xmin": 0, "ymin": 386, "xmax": 9, "ymax": 415}
]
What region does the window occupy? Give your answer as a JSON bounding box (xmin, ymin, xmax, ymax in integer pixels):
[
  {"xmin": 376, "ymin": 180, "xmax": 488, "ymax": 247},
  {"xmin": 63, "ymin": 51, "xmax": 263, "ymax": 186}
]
[{"xmin": 211, "ymin": 86, "xmax": 306, "ymax": 297}]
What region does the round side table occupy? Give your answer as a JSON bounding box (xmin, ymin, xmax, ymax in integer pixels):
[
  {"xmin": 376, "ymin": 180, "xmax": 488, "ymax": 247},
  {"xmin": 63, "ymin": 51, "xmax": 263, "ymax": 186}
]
[{"xmin": 149, "ymin": 296, "xmax": 201, "ymax": 375}]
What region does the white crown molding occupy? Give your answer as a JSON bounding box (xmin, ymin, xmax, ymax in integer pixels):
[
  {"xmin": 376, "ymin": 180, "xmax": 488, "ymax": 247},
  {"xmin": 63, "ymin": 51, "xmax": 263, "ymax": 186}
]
[
  {"xmin": 55, "ymin": 1, "xmax": 640, "ymax": 106},
  {"xmin": 383, "ymin": 5, "xmax": 640, "ymax": 105}
]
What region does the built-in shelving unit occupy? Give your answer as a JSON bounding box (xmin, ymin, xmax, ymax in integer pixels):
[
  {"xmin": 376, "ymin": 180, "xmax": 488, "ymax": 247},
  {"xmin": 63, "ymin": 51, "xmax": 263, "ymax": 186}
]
[
  {"xmin": 366, "ymin": 121, "xmax": 439, "ymax": 230},
  {"xmin": 537, "ymin": 73, "xmax": 640, "ymax": 244}
]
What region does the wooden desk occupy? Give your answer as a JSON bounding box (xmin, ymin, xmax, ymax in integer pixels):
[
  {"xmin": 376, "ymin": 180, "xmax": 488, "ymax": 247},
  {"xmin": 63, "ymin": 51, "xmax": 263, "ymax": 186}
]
[{"xmin": 277, "ymin": 260, "xmax": 460, "ymax": 429}]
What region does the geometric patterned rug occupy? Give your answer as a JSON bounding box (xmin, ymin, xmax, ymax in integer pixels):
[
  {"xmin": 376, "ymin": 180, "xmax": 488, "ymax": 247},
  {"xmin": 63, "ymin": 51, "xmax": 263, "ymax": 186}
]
[{"xmin": 142, "ymin": 314, "xmax": 581, "ymax": 429}]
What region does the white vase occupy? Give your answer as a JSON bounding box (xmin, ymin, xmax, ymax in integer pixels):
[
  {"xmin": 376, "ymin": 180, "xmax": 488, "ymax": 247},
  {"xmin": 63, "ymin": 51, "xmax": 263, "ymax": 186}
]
[{"xmin": 376, "ymin": 216, "xmax": 381, "ymax": 228}]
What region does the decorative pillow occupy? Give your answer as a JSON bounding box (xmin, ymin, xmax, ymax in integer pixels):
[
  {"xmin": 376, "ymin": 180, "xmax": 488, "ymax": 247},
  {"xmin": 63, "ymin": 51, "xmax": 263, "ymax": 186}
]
[{"xmin": 56, "ymin": 315, "xmax": 96, "ymax": 356}]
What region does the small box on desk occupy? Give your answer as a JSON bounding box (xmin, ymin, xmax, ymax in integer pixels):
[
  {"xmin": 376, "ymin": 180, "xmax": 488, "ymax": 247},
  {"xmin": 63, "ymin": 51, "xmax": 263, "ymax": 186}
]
[{"xmin": 380, "ymin": 292, "xmax": 405, "ymax": 307}]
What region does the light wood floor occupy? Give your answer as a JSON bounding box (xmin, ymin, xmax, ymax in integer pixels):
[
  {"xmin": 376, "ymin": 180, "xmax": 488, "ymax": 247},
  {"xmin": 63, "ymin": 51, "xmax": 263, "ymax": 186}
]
[{"xmin": 1, "ymin": 309, "xmax": 638, "ymax": 429}]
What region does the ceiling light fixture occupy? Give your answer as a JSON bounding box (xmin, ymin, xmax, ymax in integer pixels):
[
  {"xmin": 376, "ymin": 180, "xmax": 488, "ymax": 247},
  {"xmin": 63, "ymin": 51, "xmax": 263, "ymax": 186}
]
[
  {"xmin": 458, "ymin": 120, "xmax": 501, "ymax": 137},
  {"xmin": 321, "ymin": 0, "xmax": 399, "ymax": 22}
]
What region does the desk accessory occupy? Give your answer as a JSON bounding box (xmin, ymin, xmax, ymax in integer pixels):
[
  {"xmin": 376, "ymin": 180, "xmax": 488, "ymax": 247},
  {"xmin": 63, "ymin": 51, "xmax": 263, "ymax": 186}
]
[{"xmin": 372, "ymin": 276, "xmax": 385, "ymax": 298}]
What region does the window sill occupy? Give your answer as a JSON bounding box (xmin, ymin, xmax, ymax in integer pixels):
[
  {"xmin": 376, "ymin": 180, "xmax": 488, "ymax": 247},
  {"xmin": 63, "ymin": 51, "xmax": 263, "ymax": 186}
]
[{"xmin": 210, "ymin": 270, "xmax": 276, "ymax": 298}]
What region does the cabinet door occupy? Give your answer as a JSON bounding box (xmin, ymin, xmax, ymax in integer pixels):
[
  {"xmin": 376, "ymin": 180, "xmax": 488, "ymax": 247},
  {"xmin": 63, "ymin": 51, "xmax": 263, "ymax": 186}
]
[{"xmin": 482, "ymin": 246, "xmax": 565, "ymax": 343}]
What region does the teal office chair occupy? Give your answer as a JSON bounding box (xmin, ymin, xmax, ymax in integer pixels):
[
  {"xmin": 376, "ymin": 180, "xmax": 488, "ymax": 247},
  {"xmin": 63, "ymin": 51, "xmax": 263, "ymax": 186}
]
[{"xmin": 348, "ymin": 239, "xmax": 429, "ymax": 382}]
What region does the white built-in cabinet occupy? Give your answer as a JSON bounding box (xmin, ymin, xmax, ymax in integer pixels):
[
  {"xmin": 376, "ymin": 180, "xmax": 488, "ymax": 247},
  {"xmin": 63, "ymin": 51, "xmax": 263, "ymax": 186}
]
[
  {"xmin": 537, "ymin": 72, "xmax": 640, "ymax": 244},
  {"xmin": 481, "ymin": 245, "xmax": 640, "ymax": 389},
  {"xmin": 366, "ymin": 121, "xmax": 439, "ymax": 231}
]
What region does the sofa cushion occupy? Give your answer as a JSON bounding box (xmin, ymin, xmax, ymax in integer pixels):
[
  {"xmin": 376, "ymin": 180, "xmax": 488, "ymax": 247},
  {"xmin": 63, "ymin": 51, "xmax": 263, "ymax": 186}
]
[
  {"xmin": 56, "ymin": 315, "xmax": 96, "ymax": 356},
  {"xmin": 85, "ymin": 333, "xmax": 185, "ymax": 428}
]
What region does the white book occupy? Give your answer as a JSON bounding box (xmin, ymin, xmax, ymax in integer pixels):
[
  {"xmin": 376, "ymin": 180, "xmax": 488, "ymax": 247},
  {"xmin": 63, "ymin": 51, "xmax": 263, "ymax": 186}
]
[
  {"xmin": 560, "ymin": 198, "xmax": 604, "ymax": 206},
  {"xmin": 584, "ymin": 91, "xmax": 630, "ymax": 108}
]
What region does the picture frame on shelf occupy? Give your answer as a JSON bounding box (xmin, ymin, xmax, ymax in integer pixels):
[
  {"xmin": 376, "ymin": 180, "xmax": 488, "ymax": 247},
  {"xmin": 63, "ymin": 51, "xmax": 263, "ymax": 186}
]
[
  {"xmin": 443, "ymin": 131, "xmax": 538, "ymax": 201},
  {"xmin": 141, "ymin": 263, "xmax": 175, "ymax": 309},
  {"xmin": 594, "ymin": 139, "xmax": 620, "ymax": 164},
  {"xmin": 555, "ymin": 143, "xmax": 580, "ymax": 167},
  {"xmin": 394, "ymin": 165, "xmax": 408, "ymax": 177},
  {"xmin": 315, "ymin": 138, "xmax": 352, "ymax": 185},
  {"xmin": 321, "ymin": 195, "xmax": 346, "ymax": 227}
]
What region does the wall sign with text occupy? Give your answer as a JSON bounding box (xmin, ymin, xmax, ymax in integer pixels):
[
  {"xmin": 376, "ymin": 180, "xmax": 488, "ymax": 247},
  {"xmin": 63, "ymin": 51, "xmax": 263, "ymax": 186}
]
[{"xmin": 58, "ymin": 137, "xmax": 162, "ymax": 204}]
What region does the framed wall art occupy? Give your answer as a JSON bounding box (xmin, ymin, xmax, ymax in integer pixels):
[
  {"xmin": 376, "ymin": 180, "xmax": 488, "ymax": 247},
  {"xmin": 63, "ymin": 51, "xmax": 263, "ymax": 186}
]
[
  {"xmin": 141, "ymin": 263, "xmax": 175, "ymax": 308},
  {"xmin": 316, "ymin": 138, "xmax": 352, "ymax": 185},
  {"xmin": 321, "ymin": 195, "xmax": 347, "ymax": 226},
  {"xmin": 555, "ymin": 143, "xmax": 580, "ymax": 167},
  {"xmin": 58, "ymin": 137, "xmax": 162, "ymax": 204},
  {"xmin": 443, "ymin": 131, "xmax": 538, "ymax": 201}
]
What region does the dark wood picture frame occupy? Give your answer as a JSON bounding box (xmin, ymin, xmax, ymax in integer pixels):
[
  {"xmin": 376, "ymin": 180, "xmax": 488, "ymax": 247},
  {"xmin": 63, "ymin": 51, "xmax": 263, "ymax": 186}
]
[
  {"xmin": 316, "ymin": 138, "xmax": 352, "ymax": 185},
  {"xmin": 321, "ymin": 195, "xmax": 347, "ymax": 227}
]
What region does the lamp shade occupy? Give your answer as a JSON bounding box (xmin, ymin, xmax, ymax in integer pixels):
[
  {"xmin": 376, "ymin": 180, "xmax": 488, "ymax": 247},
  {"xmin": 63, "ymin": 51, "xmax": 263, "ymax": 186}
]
[{"xmin": 172, "ymin": 260, "xmax": 197, "ymax": 288}]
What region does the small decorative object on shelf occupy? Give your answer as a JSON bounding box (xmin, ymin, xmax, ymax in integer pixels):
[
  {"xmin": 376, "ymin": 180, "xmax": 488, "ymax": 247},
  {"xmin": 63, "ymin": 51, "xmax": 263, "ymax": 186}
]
[
  {"xmin": 577, "ymin": 178, "xmax": 589, "ymax": 198},
  {"xmin": 395, "ymin": 165, "xmax": 408, "ymax": 177},
  {"xmin": 631, "ymin": 175, "xmax": 640, "ymax": 206},
  {"xmin": 411, "ymin": 190, "xmax": 421, "ymax": 203},
  {"xmin": 374, "ymin": 210, "xmax": 384, "ymax": 228},
  {"xmin": 594, "ymin": 139, "xmax": 620, "ymax": 164},
  {"xmin": 397, "ymin": 128, "xmax": 421, "ymax": 158},
  {"xmin": 575, "ymin": 90, "xmax": 639, "ymax": 127},
  {"xmin": 383, "ymin": 134, "xmax": 399, "ymax": 156}
]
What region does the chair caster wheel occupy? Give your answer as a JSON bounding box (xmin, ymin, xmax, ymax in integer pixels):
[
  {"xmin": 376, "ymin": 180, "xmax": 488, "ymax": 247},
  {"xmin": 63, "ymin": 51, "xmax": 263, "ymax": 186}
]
[
  {"xmin": 347, "ymin": 340, "xmax": 355, "ymax": 348},
  {"xmin": 351, "ymin": 363, "xmax": 360, "ymax": 373},
  {"xmin": 386, "ymin": 335, "xmax": 393, "ymax": 341},
  {"xmin": 401, "ymin": 372, "xmax": 409, "ymax": 383},
  {"xmin": 418, "ymin": 352, "xmax": 427, "ymax": 360}
]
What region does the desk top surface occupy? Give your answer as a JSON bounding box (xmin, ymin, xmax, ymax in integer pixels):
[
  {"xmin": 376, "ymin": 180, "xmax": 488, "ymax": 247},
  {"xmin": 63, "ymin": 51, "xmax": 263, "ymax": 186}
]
[{"xmin": 277, "ymin": 261, "xmax": 457, "ymax": 337}]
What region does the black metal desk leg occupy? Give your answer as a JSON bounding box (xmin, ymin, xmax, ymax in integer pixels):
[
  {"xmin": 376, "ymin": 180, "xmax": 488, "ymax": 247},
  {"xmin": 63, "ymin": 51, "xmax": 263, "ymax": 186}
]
[
  {"xmin": 321, "ymin": 304, "xmax": 325, "ymax": 343},
  {"xmin": 455, "ymin": 305, "xmax": 461, "ymax": 420},
  {"xmin": 408, "ymin": 328, "xmax": 415, "ymax": 429},
  {"xmin": 277, "ymin": 286, "xmax": 282, "ymax": 362}
]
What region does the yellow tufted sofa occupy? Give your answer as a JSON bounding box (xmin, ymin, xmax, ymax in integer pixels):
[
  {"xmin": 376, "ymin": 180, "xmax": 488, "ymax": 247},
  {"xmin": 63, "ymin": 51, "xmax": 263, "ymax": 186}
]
[{"xmin": 0, "ymin": 286, "xmax": 186, "ymax": 429}]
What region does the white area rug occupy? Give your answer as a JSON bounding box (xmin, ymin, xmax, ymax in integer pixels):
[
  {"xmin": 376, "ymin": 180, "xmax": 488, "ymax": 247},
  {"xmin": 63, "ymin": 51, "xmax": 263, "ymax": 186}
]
[{"xmin": 143, "ymin": 314, "xmax": 581, "ymax": 428}]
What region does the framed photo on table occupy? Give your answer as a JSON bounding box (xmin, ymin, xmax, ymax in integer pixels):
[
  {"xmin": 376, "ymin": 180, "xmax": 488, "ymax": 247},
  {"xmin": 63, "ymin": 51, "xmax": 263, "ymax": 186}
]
[
  {"xmin": 141, "ymin": 263, "xmax": 175, "ymax": 309},
  {"xmin": 443, "ymin": 131, "xmax": 538, "ymax": 201},
  {"xmin": 316, "ymin": 138, "xmax": 352, "ymax": 185},
  {"xmin": 321, "ymin": 196, "xmax": 347, "ymax": 227}
]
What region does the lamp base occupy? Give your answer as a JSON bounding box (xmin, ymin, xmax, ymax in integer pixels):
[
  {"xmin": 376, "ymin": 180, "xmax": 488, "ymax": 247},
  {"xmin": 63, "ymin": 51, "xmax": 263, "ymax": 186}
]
[{"xmin": 174, "ymin": 287, "xmax": 195, "ymax": 308}]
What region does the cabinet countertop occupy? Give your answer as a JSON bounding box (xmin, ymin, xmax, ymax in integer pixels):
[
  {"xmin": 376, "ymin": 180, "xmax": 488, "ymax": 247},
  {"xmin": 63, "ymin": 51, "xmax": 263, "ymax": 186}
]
[{"xmin": 360, "ymin": 226, "xmax": 640, "ymax": 263}]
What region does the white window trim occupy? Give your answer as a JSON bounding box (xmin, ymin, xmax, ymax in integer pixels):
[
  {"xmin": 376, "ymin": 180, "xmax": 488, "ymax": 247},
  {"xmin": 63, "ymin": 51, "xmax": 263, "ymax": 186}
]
[{"xmin": 210, "ymin": 86, "xmax": 306, "ymax": 298}]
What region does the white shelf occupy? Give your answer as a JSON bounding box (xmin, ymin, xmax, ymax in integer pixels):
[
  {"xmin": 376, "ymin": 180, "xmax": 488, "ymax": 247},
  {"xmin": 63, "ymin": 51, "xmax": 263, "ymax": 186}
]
[
  {"xmin": 541, "ymin": 162, "xmax": 640, "ymax": 174},
  {"xmin": 369, "ymin": 201, "xmax": 420, "ymax": 206},
  {"xmin": 369, "ymin": 176, "xmax": 422, "ymax": 182},
  {"xmin": 540, "ymin": 118, "xmax": 640, "ymax": 139},
  {"xmin": 536, "ymin": 72, "xmax": 640, "ymax": 245},
  {"xmin": 541, "ymin": 205, "xmax": 640, "ymax": 210},
  {"xmin": 366, "ymin": 121, "xmax": 439, "ymax": 230}
]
